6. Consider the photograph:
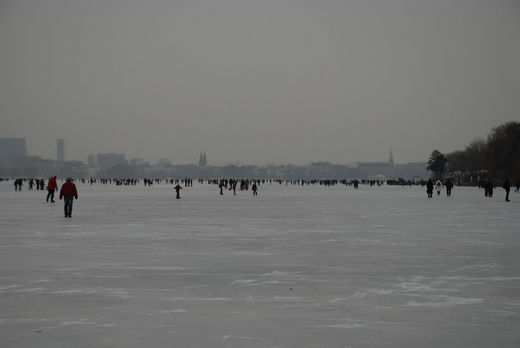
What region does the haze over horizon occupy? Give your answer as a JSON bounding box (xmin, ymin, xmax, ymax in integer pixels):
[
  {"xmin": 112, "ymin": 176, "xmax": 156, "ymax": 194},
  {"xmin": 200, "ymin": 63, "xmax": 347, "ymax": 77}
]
[{"xmin": 1, "ymin": 0, "xmax": 519, "ymax": 166}]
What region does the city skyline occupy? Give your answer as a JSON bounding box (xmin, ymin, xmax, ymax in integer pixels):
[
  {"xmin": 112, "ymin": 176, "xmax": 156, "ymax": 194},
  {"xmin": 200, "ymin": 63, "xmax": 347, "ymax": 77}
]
[
  {"xmin": 3, "ymin": 136, "xmax": 403, "ymax": 167},
  {"xmin": 1, "ymin": 1, "xmax": 519, "ymax": 165}
]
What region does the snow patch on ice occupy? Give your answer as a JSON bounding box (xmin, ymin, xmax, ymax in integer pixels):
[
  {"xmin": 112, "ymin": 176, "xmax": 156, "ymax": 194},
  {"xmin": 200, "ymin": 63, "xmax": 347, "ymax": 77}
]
[
  {"xmin": 168, "ymin": 297, "xmax": 232, "ymax": 302},
  {"xmin": 452, "ymin": 263, "xmax": 501, "ymax": 272},
  {"xmin": 243, "ymin": 296, "xmax": 307, "ymax": 303},
  {"xmin": 317, "ymin": 323, "xmax": 368, "ymax": 329},
  {"xmin": 232, "ymin": 251, "xmax": 273, "ymax": 256},
  {"xmin": 400, "ymin": 282, "xmax": 433, "ymax": 292},
  {"xmin": 232, "ymin": 279, "xmax": 288, "ymax": 287},
  {"xmin": 261, "ymin": 271, "xmax": 289, "ymax": 277},
  {"xmin": 330, "ymin": 288, "xmax": 394, "ymax": 302},
  {"xmin": 313, "ymin": 318, "xmax": 369, "ymax": 329},
  {"xmin": 330, "ymin": 297, "xmax": 351, "ymax": 302},
  {"xmin": 60, "ymin": 318, "xmax": 97, "ymax": 326},
  {"xmin": 232, "ymin": 279, "xmax": 256, "ymax": 285},
  {"xmin": 437, "ymin": 275, "xmax": 520, "ymax": 282},
  {"xmin": 219, "ymin": 334, "xmax": 271, "ymax": 342},
  {"xmin": 7, "ymin": 287, "xmax": 44, "ymax": 293},
  {"xmin": 51, "ymin": 288, "xmax": 130, "ymax": 297},
  {"xmin": 407, "ymin": 296, "xmax": 483, "ymax": 307}
]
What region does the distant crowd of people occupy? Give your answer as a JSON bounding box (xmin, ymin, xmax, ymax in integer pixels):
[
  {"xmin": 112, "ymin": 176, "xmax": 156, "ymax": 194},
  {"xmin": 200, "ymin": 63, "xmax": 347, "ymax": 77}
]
[
  {"xmin": 424, "ymin": 177, "xmax": 518, "ymax": 202},
  {"xmin": 6, "ymin": 175, "xmax": 517, "ymax": 219}
]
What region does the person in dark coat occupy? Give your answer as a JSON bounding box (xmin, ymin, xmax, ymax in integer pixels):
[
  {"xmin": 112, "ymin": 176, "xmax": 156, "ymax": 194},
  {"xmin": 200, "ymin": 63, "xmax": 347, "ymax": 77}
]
[
  {"xmin": 174, "ymin": 184, "xmax": 182, "ymax": 199},
  {"xmin": 59, "ymin": 178, "xmax": 78, "ymax": 217},
  {"xmin": 503, "ymin": 178, "xmax": 511, "ymax": 202},
  {"xmin": 444, "ymin": 179, "xmax": 454, "ymax": 197},
  {"xmin": 487, "ymin": 181, "xmax": 494, "ymax": 197},
  {"xmin": 46, "ymin": 176, "xmax": 58, "ymax": 202},
  {"xmin": 426, "ymin": 179, "xmax": 434, "ymax": 198}
]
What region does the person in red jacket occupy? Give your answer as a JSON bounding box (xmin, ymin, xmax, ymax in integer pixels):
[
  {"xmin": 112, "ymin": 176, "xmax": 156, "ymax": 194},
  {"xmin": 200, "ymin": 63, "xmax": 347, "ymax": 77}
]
[
  {"xmin": 59, "ymin": 178, "xmax": 78, "ymax": 218},
  {"xmin": 46, "ymin": 176, "xmax": 58, "ymax": 202}
]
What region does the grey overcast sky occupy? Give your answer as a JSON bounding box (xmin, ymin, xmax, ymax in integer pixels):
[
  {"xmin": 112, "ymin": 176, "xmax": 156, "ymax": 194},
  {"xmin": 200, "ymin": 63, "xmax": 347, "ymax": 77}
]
[{"xmin": 1, "ymin": 0, "xmax": 519, "ymax": 165}]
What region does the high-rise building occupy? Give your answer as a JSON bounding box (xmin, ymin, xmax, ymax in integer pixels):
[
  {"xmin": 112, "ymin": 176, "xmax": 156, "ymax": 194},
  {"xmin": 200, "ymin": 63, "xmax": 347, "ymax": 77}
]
[
  {"xmin": 57, "ymin": 139, "xmax": 64, "ymax": 162},
  {"xmin": 87, "ymin": 154, "xmax": 96, "ymax": 167},
  {"xmin": 199, "ymin": 152, "xmax": 207, "ymax": 167},
  {"xmin": 0, "ymin": 138, "xmax": 27, "ymax": 169},
  {"xmin": 96, "ymin": 153, "xmax": 127, "ymax": 170}
]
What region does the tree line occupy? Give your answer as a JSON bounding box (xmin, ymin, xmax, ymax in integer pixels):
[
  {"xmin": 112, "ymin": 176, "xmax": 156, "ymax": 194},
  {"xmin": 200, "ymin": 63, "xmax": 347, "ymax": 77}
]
[{"xmin": 427, "ymin": 122, "xmax": 520, "ymax": 183}]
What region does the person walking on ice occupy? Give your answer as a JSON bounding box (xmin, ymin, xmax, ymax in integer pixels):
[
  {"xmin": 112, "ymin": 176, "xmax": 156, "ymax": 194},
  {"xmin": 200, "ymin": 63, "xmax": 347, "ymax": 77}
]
[
  {"xmin": 174, "ymin": 184, "xmax": 182, "ymax": 199},
  {"xmin": 503, "ymin": 178, "xmax": 511, "ymax": 202},
  {"xmin": 426, "ymin": 179, "xmax": 434, "ymax": 198},
  {"xmin": 59, "ymin": 178, "xmax": 78, "ymax": 218},
  {"xmin": 46, "ymin": 176, "xmax": 58, "ymax": 202},
  {"xmin": 444, "ymin": 178, "xmax": 454, "ymax": 197},
  {"xmin": 435, "ymin": 180, "xmax": 443, "ymax": 196}
]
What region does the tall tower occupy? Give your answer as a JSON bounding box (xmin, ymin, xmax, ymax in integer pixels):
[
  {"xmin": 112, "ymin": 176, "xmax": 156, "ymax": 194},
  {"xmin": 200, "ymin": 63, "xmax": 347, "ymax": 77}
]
[
  {"xmin": 199, "ymin": 152, "xmax": 207, "ymax": 167},
  {"xmin": 389, "ymin": 149, "xmax": 394, "ymax": 166},
  {"xmin": 57, "ymin": 139, "xmax": 65, "ymax": 162}
]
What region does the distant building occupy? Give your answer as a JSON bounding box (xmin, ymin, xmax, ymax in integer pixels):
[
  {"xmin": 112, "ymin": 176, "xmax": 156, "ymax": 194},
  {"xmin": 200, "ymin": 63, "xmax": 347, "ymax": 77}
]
[
  {"xmin": 87, "ymin": 154, "xmax": 96, "ymax": 167},
  {"xmin": 0, "ymin": 138, "xmax": 27, "ymax": 169},
  {"xmin": 356, "ymin": 161, "xmax": 391, "ymax": 169},
  {"xmin": 12, "ymin": 155, "xmax": 57, "ymax": 177},
  {"xmin": 355, "ymin": 159, "xmax": 428, "ymax": 180},
  {"xmin": 57, "ymin": 139, "xmax": 64, "ymax": 162},
  {"xmin": 157, "ymin": 158, "xmax": 171, "ymax": 166},
  {"xmin": 32, "ymin": 158, "xmax": 57, "ymax": 178},
  {"xmin": 59, "ymin": 160, "xmax": 88, "ymax": 178},
  {"xmin": 199, "ymin": 152, "xmax": 207, "ymax": 167},
  {"xmin": 96, "ymin": 153, "xmax": 127, "ymax": 170},
  {"xmin": 129, "ymin": 158, "xmax": 148, "ymax": 166}
]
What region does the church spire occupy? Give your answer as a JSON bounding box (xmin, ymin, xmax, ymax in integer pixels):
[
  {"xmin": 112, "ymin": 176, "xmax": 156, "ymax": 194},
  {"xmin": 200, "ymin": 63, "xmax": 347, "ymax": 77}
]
[{"xmin": 199, "ymin": 152, "xmax": 207, "ymax": 167}]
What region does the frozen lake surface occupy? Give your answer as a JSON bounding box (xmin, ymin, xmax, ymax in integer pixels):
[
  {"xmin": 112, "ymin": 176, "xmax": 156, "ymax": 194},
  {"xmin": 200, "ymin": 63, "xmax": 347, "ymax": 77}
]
[{"xmin": 1, "ymin": 181, "xmax": 519, "ymax": 347}]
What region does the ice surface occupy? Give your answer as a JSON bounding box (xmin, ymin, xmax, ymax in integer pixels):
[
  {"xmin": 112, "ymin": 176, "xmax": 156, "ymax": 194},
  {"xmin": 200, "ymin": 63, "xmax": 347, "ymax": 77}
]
[{"xmin": 0, "ymin": 182, "xmax": 519, "ymax": 347}]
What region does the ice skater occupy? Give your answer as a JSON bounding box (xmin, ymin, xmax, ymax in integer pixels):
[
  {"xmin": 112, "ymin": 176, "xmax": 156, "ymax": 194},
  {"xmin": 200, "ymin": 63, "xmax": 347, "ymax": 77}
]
[
  {"xmin": 59, "ymin": 178, "xmax": 78, "ymax": 218},
  {"xmin": 174, "ymin": 184, "xmax": 182, "ymax": 199},
  {"xmin": 219, "ymin": 180, "xmax": 225, "ymax": 195},
  {"xmin": 46, "ymin": 176, "xmax": 58, "ymax": 202}
]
